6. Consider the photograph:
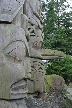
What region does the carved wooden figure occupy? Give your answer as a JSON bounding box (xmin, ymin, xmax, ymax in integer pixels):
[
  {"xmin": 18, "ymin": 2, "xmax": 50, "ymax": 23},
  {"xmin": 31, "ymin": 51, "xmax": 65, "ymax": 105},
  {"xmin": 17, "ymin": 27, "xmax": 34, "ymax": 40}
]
[{"xmin": 23, "ymin": 0, "xmax": 46, "ymax": 93}]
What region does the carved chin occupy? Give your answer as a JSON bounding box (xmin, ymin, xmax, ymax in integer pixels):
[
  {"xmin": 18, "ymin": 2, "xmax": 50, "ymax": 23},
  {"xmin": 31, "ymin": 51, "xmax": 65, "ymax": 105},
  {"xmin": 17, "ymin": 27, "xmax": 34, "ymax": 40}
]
[{"xmin": 10, "ymin": 79, "xmax": 28, "ymax": 99}]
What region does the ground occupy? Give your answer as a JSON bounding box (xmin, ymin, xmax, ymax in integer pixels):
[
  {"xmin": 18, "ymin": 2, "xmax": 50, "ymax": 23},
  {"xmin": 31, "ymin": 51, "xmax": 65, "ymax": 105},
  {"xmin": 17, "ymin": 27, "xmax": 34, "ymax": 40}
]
[{"xmin": 25, "ymin": 89, "xmax": 66, "ymax": 108}]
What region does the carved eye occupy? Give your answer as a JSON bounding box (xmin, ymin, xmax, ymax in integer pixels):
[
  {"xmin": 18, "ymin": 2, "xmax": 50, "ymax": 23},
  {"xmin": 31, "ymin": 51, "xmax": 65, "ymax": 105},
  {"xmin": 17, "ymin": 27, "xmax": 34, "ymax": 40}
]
[
  {"xmin": 32, "ymin": 41, "xmax": 38, "ymax": 49},
  {"xmin": 3, "ymin": 41, "xmax": 26, "ymax": 62},
  {"xmin": 32, "ymin": 41, "xmax": 43, "ymax": 50}
]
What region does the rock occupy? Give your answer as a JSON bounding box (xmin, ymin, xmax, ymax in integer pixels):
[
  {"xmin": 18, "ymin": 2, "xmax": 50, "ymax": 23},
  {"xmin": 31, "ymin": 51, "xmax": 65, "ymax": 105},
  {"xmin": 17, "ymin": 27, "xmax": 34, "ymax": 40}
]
[
  {"xmin": 68, "ymin": 83, "xmax": 72, "ymax": 88},
  {"xmin": 45, "ymin": 74, "xmax": 65, "ymax": 91},
  {"xmin": 38, "ymin": 92, "xmax": 48, "ymax": 99},
  {"xmin": 53, "ymin": 75, "xmax": 65, "ymax": 90},
  {"xmin": 26, "ymin": 89, "xmax": 65, "ymax": 108},
  {"xmin": 65, "ymin": 83, "xmax": 72, "ymax": 108},
  {"xmin": 66, "ymin": 98, "xmax": 72, "ymax": 108},
  {"xmin": 0, "ymin": 99, "xmax": 27, "ymax": 108}
]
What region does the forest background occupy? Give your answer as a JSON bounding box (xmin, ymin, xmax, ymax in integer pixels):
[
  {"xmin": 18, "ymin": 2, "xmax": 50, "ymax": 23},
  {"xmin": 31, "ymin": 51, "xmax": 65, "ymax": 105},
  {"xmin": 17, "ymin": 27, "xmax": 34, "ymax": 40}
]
[{"xmin": 42, "ymin": 0, "xmax": 72, "ymax": 84}]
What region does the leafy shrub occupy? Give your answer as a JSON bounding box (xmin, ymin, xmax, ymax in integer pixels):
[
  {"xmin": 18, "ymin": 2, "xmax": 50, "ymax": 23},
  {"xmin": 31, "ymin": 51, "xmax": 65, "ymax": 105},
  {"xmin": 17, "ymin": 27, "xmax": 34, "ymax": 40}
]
[{"xmin": 45, "ymin": 55, "xmax": 72, "ymax": 84}]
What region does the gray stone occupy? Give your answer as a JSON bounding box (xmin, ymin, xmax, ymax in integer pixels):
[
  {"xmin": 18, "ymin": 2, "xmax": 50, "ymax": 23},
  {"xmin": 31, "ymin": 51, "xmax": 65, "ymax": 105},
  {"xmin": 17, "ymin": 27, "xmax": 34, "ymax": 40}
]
[
  {"xmin": 65, "ymin": 84, "xmax": 72, "ymax": 108},
  {"xmin": 45, "ymin": 74, "xmax": 65, "ymax": 91},
  {"xmin": 0, "ymin": 99, "xmax": 27, "ymax": 108},
  {"xmin": 66, "ymin": 88, "xmax": 72, "ymax": 100}
]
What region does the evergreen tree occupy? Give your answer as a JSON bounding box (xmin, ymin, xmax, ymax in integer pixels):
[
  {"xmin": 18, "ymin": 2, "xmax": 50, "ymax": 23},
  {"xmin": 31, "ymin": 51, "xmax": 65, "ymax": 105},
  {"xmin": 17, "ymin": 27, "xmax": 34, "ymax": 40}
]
[
  {"xmin": 42, "ymin": 0, "xmax": 72, "ymax": 83},
  {"xmin": 42, "ymin": 0, "xmax": 72, "ymax": 55}
]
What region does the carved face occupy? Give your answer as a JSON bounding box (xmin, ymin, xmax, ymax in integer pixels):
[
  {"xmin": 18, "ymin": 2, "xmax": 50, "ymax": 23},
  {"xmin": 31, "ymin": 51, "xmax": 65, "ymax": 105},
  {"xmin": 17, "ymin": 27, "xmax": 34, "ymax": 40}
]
[
  {"xmin": 0, "ymin": 24, "xmax": 31, "ymax": 99},
  {"xmin": 29, "ymin": 36, "xmax": 43, "ymax": 58}
]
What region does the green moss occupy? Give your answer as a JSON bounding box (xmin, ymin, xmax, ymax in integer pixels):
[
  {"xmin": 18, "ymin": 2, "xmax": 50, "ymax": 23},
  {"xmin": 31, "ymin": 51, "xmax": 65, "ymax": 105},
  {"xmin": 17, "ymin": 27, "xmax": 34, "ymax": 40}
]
[
  {"xmin": 43, "ymin": 49, "xmax": 66, "ymax": 57},
  {"xmin": 45, "ymin": 74, "xmax": 57, "ymax": 91},
  {"xmin": 68, "ymin": 83, "xmax": 72, "ymax": 88},
  {"xmin": 66, "ymin": 98, "xmax": 72, "ymax": 108}
]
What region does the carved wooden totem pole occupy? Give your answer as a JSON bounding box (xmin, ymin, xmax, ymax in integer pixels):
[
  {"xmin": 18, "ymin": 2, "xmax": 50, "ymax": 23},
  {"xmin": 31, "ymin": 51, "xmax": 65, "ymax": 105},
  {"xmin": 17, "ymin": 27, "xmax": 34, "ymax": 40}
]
[
  {"xmin": 23, "ymin": 0, "xmax": 46, "ymax": 93},
  {"xmin": 24, "ymin": 0, "xmax": 66, "ymax": 94},
  {"xmin": 0, "ymin": 0, "xmax": 31, "ymax": 107},
  {"xmin": 0, "ymin": 1, "xmax": 66, "ymax": 108}
]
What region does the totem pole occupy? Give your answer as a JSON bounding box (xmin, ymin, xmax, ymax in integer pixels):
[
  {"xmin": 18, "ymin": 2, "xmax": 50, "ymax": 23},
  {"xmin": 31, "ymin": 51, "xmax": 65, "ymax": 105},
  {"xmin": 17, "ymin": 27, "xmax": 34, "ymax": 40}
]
[
  {"xmin": 24, "ymin": 0, "xmax": 66, "ymax": 94},
  {"xmin": 0, "ymin": 3, "xmax": 66, "ymax": 108},
  {"xmin": 23, "ymin": 0, "xmax": 46, "ymax": 93},
  {"xmin": 0, "ymin": 0, "xmax": 31, "ymax": 107}
]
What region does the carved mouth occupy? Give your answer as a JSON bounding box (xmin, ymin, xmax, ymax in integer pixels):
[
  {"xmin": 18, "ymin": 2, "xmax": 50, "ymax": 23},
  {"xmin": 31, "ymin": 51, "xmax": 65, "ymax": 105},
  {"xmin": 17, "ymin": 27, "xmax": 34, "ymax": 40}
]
[{"xmin": 10, "ymin": 79, "xmax": 28, "ymax": 94}]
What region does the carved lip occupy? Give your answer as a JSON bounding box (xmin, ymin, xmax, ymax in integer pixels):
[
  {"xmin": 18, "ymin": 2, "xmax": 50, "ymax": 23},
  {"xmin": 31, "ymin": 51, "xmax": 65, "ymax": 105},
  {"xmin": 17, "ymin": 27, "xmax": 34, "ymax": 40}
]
[{"xmin": 10, "ymin": 80, "xmax": 28, "ymax": 94}]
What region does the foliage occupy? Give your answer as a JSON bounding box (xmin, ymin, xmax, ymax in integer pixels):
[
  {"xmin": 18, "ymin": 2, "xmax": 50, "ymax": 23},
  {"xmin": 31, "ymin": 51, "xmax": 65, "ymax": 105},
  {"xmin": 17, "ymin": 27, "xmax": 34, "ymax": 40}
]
[
  {"xmin": 45, "ymin": 55, "xmax": 72, "ymax": 84},
  {"xmin": 42, "ymin": 0, "xmax": 72, "ymax": 55},
  {"xmin": 42, "ymin": 0, "xmax": 72, "ymax": 83}
]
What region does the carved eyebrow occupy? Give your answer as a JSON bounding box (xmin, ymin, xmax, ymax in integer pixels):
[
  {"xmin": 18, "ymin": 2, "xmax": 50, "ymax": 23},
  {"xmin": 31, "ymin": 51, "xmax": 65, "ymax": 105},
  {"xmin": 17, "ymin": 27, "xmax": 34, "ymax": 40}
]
[
  {"xmin": 3, "ymin": 41, "xmax": 29, "ymax": 57},
  {"xmin": 6, "ymin": 48, "xmax": 17, "ymax": 55},
  {"xmin": 3, "ymin": 40, "xmax": 26, "ymax": 50},
  {"xmin": 1, "ymin": 25, "xmax": 29, "ymax": 56}
]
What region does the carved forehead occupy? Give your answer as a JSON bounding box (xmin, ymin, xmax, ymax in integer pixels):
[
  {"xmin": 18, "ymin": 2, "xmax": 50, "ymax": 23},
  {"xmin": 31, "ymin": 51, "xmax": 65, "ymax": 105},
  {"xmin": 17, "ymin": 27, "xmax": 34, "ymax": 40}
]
[
  {"xmin": 0, "ymin": 25, "xmax": 29, "ymax": 53},
  {"xmin": 0, "ymin": 0, "xmax": 25, "ymax": 22}
]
